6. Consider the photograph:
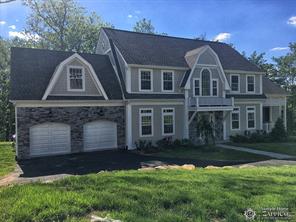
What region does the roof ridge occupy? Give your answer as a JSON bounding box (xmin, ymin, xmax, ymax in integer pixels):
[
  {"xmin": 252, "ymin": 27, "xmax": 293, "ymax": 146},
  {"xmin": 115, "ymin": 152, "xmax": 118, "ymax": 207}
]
[{"xmin": 102, "ymin": 27, "xmax": 227, "ymax": 45}]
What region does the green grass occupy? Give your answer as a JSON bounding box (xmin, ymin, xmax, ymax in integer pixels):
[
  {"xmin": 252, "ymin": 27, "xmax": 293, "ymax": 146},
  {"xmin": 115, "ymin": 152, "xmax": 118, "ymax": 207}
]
[
  {"xmin": 150, "ymin": 146, "xmax": 269, "ymax": 161},
  {"xmin": 0, "ymin": 142, "xmax": 16, "ymax": 178},
  {"xmin": 230, "ymin": 142, "xmax": 296, "ymax": 156},
  {"xmin": 1, "ymin": 166, "xmax": 296, "ymax": 222}
]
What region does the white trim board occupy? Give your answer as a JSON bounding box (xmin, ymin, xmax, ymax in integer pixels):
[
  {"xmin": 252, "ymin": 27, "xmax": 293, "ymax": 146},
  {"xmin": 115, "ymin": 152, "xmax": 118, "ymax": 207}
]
[{"xmin": 42, "ymin": 53, "xmax": 108, "ymax": 100}]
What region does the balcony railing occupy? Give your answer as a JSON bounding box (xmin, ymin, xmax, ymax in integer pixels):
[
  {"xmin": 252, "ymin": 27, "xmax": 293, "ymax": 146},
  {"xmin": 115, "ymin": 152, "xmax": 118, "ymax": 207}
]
[{"xmin": 188, "ymin": 97, "xmax": 234, "ymax": 108}]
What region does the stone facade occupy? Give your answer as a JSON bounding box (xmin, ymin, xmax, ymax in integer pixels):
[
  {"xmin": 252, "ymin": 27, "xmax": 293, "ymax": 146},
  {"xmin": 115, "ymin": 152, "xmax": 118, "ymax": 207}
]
[
  {"xmin": 189, "ymin": 111, "xmax": 223, "ymax": 144},
  {"xmin": 17, "ymin": 106, "xmax": 125, "ymax": 159}
]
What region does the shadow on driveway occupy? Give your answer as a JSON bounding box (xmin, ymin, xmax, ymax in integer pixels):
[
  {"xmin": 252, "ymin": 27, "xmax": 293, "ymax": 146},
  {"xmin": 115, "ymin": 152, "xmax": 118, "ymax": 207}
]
[{"xmin": 18, "ymin": 150, "xmax": 252, "ymax": 177}]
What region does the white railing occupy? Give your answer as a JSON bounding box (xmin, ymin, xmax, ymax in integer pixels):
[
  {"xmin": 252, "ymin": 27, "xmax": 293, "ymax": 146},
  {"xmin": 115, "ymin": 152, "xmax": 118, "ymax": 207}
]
[{"xmin": 188, "ymin": 97, "xmax": 233, "ymax": 108}]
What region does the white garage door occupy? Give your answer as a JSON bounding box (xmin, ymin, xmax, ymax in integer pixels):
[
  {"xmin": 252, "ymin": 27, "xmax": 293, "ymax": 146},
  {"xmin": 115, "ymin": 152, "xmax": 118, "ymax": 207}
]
[
  {"xmin": 30, "ymin": 123, "xmax": 71, "ymax": 157},
  {"xmin": 84, "ymin": 121, "xmax": 117, "ymax": 151}
]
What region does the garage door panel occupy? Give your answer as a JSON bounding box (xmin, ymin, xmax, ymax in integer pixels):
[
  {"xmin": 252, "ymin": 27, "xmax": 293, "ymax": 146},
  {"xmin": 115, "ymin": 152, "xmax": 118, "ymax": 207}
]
[
  {"xmin": 30, "ymin": 123, "xmax": 71, "ymax": 156},
  {"xmin": 84, "ymin": 121, "xmax": 117, "ymax": 151}
]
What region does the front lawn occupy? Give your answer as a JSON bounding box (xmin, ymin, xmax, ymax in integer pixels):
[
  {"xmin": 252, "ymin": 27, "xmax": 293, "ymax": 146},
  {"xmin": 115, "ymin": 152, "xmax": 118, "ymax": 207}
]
[
  {"xmin": 230, "ymin": 142, "xmax": 296, "ymax": 156},
  {"xmin": 1, "ymin": 166, "xmax": 296, "ymax": 221},
  {"xmin": 0, "ymin": 142, "xmax": 16, "ymax": 178},
  {"xmin": 150, "ymin": 146, "xmax": 269, "ymax": 161}
]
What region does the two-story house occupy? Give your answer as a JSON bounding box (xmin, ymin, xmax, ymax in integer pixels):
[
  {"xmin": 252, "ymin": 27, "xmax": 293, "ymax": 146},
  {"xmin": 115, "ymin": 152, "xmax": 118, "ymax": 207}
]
[{"xmin": 10, "ymin": 28, "xmax": 288, "ymax": 159}]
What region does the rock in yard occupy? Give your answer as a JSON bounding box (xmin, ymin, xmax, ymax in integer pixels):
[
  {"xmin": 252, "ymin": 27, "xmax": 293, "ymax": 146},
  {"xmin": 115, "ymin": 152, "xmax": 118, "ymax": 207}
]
[
  {"xmin": 205, "ymin": 165, "xmax": 221, "ymax": 169},
  {"xmin": 222, "ymin": 166, "xmax": 234, "ymax": 169},
  {"xmin": 239, "ymin": 164, "xmax": 256, "ymax": 169},
  {"xmin": 155, "ymin": 165, "xmax": 168, "ymax": 170},
  {"xmin": 138, "ymin": 167, "xmax": 156, "ymax": 171},
  {"xmin": 181, "ymin": 164, "xmax": 196, "ymax": 170},
  {"xmin": 91, "ymin": 215, "xmax": 121, "ymax": 222}
]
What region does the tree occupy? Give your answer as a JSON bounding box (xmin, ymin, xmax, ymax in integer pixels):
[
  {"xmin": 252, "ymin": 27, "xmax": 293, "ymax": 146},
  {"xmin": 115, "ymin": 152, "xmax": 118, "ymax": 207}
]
[
  {"xmin": 194, "ymin": 33, "xmax": 207, "ymax": 40},
  {"xmin": 247, "ymin": 51, "xmax": 276, "ymax": 75},
  {"xmin": 0, "ymin": 38, "xmax": 14, "ymax": 141},
  {"xmin": 270, "ymin": 118, "xmax": 287, "ymax": 141},
  {"xmin": 23, "ymin": 0, "xmax": 112, "ymax": 53},
  {"xmin": 133, "ymin": 18, "xmax": 167, "ymax": 35}
]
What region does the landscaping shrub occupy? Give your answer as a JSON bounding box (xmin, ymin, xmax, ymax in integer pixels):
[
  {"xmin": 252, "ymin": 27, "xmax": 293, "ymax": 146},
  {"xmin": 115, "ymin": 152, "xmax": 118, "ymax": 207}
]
[
  {"xmin": 135, "ymin": 140, "xmax": 154, "ymax": 153},
  {"xmin": 156, "ymin": 137, "xmax": 173, "ymax": 149},
  {"xmin": 270, "ymin": 118, "xmax": 288, "ymax": 142},
  {"xmin": 172, "ymin": 139, "xmax": 182, "ymax": 147},
  {"xmin": 230, "ymin": 130, "xmax": 269, "ymax": 143},
  {"xmin": 180, "ymin": 139, "xmax": 193, "ymax": 147}
]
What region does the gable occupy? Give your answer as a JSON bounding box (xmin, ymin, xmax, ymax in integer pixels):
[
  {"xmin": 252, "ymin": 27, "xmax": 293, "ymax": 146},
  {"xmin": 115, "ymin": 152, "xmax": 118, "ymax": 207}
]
[
  {"xmin": 50, "ymin": 58, "xmax": 102, "ymax": 96},
  {"xmin": 42, "ymin": 53, "xmax": 108, "ymax": 100},
  {"xmin": 197, "ymin": 49, "xmax": 217, "ymax": 65}
]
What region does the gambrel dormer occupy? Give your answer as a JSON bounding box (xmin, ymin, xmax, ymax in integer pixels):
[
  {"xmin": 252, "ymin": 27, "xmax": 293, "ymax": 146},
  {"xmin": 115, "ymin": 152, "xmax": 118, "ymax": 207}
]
[{"xmin": 42, "ymin": 53, "xmax": 108, "ymax": 100}]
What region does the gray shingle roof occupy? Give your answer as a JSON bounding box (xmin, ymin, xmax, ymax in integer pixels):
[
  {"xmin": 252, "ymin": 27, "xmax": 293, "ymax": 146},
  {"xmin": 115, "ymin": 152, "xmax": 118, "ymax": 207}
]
[
  {"xmin": 262, "ymin": 76, "xmax": 288, "ymax": 95},
  {"xmin": 103, "ymin": 28, "xmax": 263, "ymax": 72},
  {"xmin": 10, "ymin": 47, "xmax": 123, "ymax": 100}
]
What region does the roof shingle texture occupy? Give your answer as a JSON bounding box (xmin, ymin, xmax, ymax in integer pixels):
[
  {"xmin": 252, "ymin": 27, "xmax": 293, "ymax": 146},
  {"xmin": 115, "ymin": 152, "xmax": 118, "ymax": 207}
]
[
  {"xmin": 103, "ymin": 28, "xmax": 262, "ymax": 72},
  {"xmin": 262, "ymin": 77, "xmax": 288, "ymax": 95},
  {"xmin": 10, "ymin": 47, "xmax": 123, "ymax": 100}
]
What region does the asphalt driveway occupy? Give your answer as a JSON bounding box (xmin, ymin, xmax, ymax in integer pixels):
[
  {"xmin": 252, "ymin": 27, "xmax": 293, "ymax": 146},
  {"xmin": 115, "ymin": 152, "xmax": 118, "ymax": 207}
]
[{"xmin": 18, "ymin": 150, "xmax": 253, "ymax": 177}]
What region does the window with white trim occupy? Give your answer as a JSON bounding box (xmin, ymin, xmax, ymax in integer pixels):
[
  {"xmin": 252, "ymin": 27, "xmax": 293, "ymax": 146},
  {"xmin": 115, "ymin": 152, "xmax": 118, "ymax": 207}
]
[
  {"xmin": 162, "ymin": 108, "xmax": 174, "ymax": 135},
  {"xmin": 68, "ymin": 67, "xmax": 84, "ymax": 91},
  {"xmin": 247, "ymin": 106, "xmax": 256, "ymax": 129},
  {"xmin": 140, "ymin": 70, "xmax": 152, "ymax": 91},
  {"xmin": 201, "ymin": 69, "xmax": 211, "ymax": 96},
  {"xmin": 140, "ymin": 109, "xmax": 153, "ymax": 136},
  {"xmin": 194, "ymin": 79, "xmax": 200, "ymax": 96},
  {"xmin": 212, "ymin": 79, "xmax": 218, "ymax": 96},
  {"xmin": 162, "ymin": 71, "xmax": 174, "ymax": 91},
  {"xmin": 231, "ymin": 107, "xmax": 240, "ymax": 130},
  {"xmin": 247, "ymin": 76, "xmax": 255, "ymax": 92},
  {"xmin": 231, "ymin": 75, "xmax": 239, "ymax": 92}
]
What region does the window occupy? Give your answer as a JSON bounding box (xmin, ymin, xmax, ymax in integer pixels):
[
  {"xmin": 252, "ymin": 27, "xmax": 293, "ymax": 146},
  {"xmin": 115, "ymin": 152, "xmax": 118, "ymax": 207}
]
[
  {"xmin": 231, "ymin": 107, "xmax": 240, "ymax": 130},
  {"xmin": 247, "ymin": 106, "xmax": 256, "ymax": 129},
  {"xmin": 247, "ymin": 75, "xmax": 255, "ymax": 92},
  {"xmin": 139, "ymin": 69, "xmax": 152, "ymax": 91},
  {"xmin": 68, "ymin": 66, "xmax": 84, "ymax": 91},
  {"xmin": 140, "ymin": 109, "xmax": 153, "ymax": 137},
  {"xmin": 212, "ymin": 79, "xmax": 218, "ymax": 96},
  {"xmin": 194, "ymin": 79, "xmax": 200, "ymax": 96},
  {"xmin": 263, "ymin": 107, "xmax": 270, "ymax": 123},
  {"xmin": 230, "ymin": 75, "xmax": 239, "ymax": 92},
  {"xmin": 162, "ymin": 71, "xmax": 174, "ymax": 92},
  {"xmin": 201, "ymin": 69, "xmax": 211, "ymax": 96},
  {"xmin": 162, "ymin": 108, "xmax": 175, "ymax": 135}
]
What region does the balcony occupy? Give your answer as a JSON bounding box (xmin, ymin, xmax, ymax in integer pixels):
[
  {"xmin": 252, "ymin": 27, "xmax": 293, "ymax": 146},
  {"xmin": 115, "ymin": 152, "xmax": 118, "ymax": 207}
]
[{"xmin": 188, "ymin": 97, "xmax": 234, "ymax": 111}]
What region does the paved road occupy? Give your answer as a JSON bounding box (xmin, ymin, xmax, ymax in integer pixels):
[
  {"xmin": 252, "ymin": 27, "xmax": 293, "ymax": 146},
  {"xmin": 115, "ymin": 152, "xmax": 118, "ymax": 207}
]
[{"xmin": 219, "ymin": 144, "xmax": 296, "ymax": 159}]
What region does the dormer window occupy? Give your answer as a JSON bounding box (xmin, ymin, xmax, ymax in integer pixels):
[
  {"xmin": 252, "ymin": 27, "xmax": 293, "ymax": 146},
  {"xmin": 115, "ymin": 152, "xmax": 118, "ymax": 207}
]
[
  {"xmin": 139, "ymin": 69, "xmax": 153, "ymax": 91},
  {"xmin": 162, "ymin": 70, "xmax": 174, "ymax": 92},
  {"xmin": 247, "ymin": 75, "xmax": 255, "ymax": 93},
  {"xmin": 67, "ymin": 66, "xmax": 85, "ymax": 91}
]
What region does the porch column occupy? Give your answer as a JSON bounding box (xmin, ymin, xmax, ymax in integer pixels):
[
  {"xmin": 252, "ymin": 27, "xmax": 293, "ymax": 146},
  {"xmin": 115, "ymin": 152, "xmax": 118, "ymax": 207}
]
[
  {"xmin": 223, "ymin": 111, "xmax": 227, "ymax": 140},
  {"xmin": 284, "ymin": 97, "xmax": 287, "ymax": 128},
  {"xmin": 259, "ymin": 102, "xmax": 263, "ymax": 130},
  {"xmin": 184, "ymin": 90, "xmax": 189, "ymax": 139}
]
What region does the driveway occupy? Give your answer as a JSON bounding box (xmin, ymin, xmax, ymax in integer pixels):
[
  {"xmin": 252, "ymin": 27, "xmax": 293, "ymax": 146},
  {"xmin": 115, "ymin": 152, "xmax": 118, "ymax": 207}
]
[{"xmin": 18, "ymin": 150, "xmax": 252, "ymax": 177}]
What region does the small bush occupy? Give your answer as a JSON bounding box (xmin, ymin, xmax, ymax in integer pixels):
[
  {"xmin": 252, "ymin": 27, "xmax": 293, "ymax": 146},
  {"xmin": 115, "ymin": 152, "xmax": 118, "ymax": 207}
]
[
  {"xmin": 230, "ymin": 130, "xmax": 269, "ymax": 143},
  {"xmin": 156, "ymin": 137, "xmax": 173, "ymax": 149},
  {"xmin": 135, "ymin": 140, "xmax": 154, "ymax": 153},
  {"xmin": 180, "ymin": 139, "xmax": 193, "ymax": 147},
  {"xmin": 270, "ymin": 118, "xmax": 287, "ymax": 142},
  {"xmin": 172, "ymin": 139, "xmax": 182, "ymax": 147}
]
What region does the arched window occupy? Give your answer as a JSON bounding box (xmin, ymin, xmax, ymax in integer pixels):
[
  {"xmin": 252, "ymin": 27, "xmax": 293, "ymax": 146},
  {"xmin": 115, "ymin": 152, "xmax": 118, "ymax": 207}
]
[{"xmin": 201, "ymin": 69, "xmax": 211, "ymax": 96}]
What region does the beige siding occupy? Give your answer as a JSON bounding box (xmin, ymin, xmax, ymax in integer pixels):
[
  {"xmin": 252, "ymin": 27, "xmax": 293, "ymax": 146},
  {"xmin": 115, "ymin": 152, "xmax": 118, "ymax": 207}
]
[
  {"xmin": 131, "ymin": 104, "xmax": 184, "ymax": 146},
  {"xmin": 50, "ymin": 59, "xmax": 102, "ymax": 96},
  {"xmin": 130, "ymin": 67, "xmax": 184, "ymax": 93}
]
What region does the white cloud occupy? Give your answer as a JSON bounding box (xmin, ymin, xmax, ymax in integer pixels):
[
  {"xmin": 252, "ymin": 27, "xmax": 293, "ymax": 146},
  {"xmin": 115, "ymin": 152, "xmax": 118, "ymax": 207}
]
[
  {"xmin": 8, "ymin": 31, "xmax": 40, "ymax": 41},
  {"xmin": 16, "ymin": 19, "xmax": 19, "ymax": 22},
  {"xmin": 135, "ymin": 10, "xmax": 141, "ymax": 14},
  {"xmin": 213, "ymin": 32, "xmax": 231, "ymax": 42},
  {"xmin": 0, "ymin": 20, "xmax": 6, "ymax": 25},
  {"xmin": 127, "ymin": 14, "xmax": 133, "ymax": 18},
  {"xmin": 9, "ymin": 25, "xmax": 16, "ymax": 30},
  {"xmin": 270, "ymin": 47, "xmax": 289, "ymax": 51},
  {"xmin": 287, "ymin": 16, "xmax": 296, "ymax": 26}
]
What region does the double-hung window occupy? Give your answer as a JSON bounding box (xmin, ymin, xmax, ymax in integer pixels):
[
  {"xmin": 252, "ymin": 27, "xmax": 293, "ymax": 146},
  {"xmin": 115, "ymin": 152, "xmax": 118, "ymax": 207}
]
[
  {"xmin": 140, "ymin": 109, "xmax": 153, "ymax": 137},
  {"xmin": 140, "ymin": 69, "xmax": 152, "ymax": 91},
  {"xmin": 247, "ymin": 106, "xmax": 256, "ymax": 129},
  {"xmin": 212, "ymin": 79, "xmax": 218, "ymax": 96},
  {"xmin": 231, "ymin": 107, "xmax": 240, "ymax": 130},
  {"xmin": 162, "ymin": 108, "xmax": 175, "ymax": 135},
  {"xmin": 162, "ymin": 71, "xmax": 174, "ymax": 92},
  {"xmin": 194, "ymin": 79, "xmax": 200, "ymax": 96},
  {"xmin": 247, "ymin": 75, "xmax": 255, "ymax": 93},
  {"xmin": 230, "ymin": 75, "xmax": 239, "ymax": 92},
  {"xmin": 68, "ymin": 66, "xmax": 84, "ymax": 91}
]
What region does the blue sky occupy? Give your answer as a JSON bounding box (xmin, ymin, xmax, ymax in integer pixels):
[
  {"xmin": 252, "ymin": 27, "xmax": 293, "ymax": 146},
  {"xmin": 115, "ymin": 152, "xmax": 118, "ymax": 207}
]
[{"xmin": 0, "ymin": 0, "xmax": 295, "ymax": 62}]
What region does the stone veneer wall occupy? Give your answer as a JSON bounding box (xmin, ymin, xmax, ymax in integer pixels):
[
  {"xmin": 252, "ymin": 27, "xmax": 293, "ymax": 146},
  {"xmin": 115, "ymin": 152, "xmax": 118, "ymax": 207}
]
[{"xmin": 17, "ymin": 106, "xmax": 125, "ymax": 159}]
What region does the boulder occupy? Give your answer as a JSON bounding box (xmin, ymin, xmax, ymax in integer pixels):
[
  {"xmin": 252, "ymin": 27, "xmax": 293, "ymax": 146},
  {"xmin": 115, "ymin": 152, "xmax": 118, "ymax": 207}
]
[
  {"xmin": 138, "ymin": 167, "xmax": 156, "ymax": 171},
  {"xmin": 181, "ymin": 164, "xmax": 196, "ymax": 170},
  {"xmin": 239, "ymin": 164, "xmax": 256, "ymax": 169},
  {"xmin": 205, "ymin": 165, "xmax": 221, "ymax": 169},
  {"xmin": 91, "ymin": 215, "xmax": 121, "ymax": 222},
  {"xmin": 222, "ymin": 166, "xmax": 234, "ymax": 169}
]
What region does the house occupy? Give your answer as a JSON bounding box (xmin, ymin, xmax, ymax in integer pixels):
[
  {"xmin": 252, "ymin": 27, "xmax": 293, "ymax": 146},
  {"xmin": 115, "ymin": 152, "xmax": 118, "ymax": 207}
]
[{"xmin": 10, "ymin": 28, "xmax": 288, "ymax": 159}]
